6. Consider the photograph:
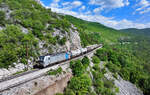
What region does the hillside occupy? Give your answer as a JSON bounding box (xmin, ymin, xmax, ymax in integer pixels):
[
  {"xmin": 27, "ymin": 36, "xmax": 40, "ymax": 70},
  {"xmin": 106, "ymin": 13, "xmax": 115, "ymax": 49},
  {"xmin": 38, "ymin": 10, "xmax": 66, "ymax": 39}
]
[
  {"xmin": 0, "ymin": 0, "xmax": 83, "ymax": 68},
  {"xmin": 65, "ymin": 16, "xmax": 150, "ymax": 95},
  {"xmin": 0, "ymin": 0, "xmax": 149, "ymax": 95},
  {"xmin": 65, "ymin": 15, "xmax": 127, "ymax": 47},
  {"xmin": 120, "ymin": 28, "xmax": 150, "ymax": 36}
]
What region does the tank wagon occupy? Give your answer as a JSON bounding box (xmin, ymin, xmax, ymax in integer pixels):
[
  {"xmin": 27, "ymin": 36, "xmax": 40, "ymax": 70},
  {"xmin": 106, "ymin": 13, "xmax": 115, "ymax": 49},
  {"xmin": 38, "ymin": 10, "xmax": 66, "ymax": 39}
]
[{"xmin": 37, "ymin": 44, "xmax": 101, "ymax": 68}]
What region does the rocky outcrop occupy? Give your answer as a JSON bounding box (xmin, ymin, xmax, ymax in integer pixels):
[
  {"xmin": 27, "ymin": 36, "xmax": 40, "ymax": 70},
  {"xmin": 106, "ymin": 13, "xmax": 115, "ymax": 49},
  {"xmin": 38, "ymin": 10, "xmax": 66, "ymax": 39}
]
[
  {"xmin": 69, "ymin": 29, "xmax": 82, "ymax": 50},
  {"xmin": 115, "ymin": 76, "xmax": 143, "ymax": 95},
  {"xmin": 38, "ymin": 25, "xmax": 82, "ymax": 55},
  {"xmin": 0, "ymin": 63, "xmax": 26, "ymax": 79},
  {"xmin": 0, "ymin": 4, "xmax": 12, "ymax": 20},
  {"xmin": 105, "ymin": 71, "xmax": 143, "ymax": 95}
]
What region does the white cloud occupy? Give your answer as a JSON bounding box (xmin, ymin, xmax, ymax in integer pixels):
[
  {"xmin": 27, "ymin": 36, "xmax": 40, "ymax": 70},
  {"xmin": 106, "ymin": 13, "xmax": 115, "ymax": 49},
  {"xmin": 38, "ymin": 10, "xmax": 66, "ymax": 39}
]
[
  {"xmin": 60, "ymin": 1, "xmax": 82, "ymax": 10},
  {"xmin": 93, "ymin": 7, "xmax": 104, "ymax": 13},
  {"xmin": 62, "ymin": 2, "xmax": 70, "ymax": 6},
  {"xmin": 85, "ymin": 11, "xmax": 92, "ymax": 15},
  {"xmin": 50, "ymin": 7, "xmax": 150, "ymax": 29},
  {"xmin": 50, "ymin": 0, "xmax": 60, "ymax": 8},
  {"xmin": 124, "ymin": 0, "xmax": 130, "ymax": 6},
  {"xmin": 89, "ymin": 0, "xmax": 129, "ymax": 13},
  {"xmin": 135, "ymin": 0, "xmax": 150, "ymax": 14},
  {"xmin": 72, "ymin": 1, "xmax": 82, "ymax": 7},
  {"xmin": 79, "ymin": 6, "xmax": 86, "ymax": 11}
]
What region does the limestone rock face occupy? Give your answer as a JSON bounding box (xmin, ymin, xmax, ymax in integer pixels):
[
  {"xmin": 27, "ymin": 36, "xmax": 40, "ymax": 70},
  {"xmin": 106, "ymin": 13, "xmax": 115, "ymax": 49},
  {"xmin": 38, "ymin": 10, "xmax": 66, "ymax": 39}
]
[
  {"xmin": 105, "ymin": 72, "xmax": 143, "ymax": 95},
  {"xmin": 115, "ymin": 76, "xmax": 143, "ymax": 95},
  {"xmin": 0, "ymin": 4, "xmax": 12, "ymax": 20},
  {"xmin": 38, "ymin": 25, "xmax": 82, "ymax": 55},
  {"xmin": 69, "ymin": 29, "xmax": 82, "ymax": 50}
]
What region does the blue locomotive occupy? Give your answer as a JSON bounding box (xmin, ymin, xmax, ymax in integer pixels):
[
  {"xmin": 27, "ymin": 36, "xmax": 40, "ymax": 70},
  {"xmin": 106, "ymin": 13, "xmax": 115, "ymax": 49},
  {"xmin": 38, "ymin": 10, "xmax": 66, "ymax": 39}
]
[{"xmin": 38, "ymin": 52, "xmax": 71, "ymax": 67}]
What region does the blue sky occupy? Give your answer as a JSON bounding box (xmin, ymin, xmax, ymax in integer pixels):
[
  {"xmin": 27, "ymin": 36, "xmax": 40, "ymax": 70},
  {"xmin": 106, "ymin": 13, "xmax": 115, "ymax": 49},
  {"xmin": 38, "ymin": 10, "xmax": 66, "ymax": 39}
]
[{"xmin": 39, "ymin": 0, "xmax": 150, "ymax": 29}]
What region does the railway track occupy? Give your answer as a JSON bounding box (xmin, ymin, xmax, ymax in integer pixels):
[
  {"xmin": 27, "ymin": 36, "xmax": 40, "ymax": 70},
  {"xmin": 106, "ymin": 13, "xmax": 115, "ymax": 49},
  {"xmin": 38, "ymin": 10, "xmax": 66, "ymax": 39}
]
[
  {"xmin": 0, "ymin": 69, "xmax": 39, "ymax": 83},
  {"xmin": 0, "ymin": 44, "xmax": 102, "ymax": 92}
]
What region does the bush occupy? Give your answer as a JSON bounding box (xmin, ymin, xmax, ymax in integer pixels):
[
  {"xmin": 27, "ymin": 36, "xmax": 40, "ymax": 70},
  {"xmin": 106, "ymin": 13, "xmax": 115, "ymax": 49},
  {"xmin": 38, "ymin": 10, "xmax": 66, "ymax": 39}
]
[
  {"xmin": 106, "ymin": 61, "xmax": 120, "ymax": 74},
  {"xmin": 81, "ymin": 56, "xmax": 90, "ymax": 68},
  {"xmin": 96, "ymin": 48, "xmax": 108, "ymax": 61},
  {"xmin": 64, "ymin": 88, "xmax": 75, "ymax": 95},
  {"xmin": 0, "ymin": 11, "xmax": 5, "ymax": 26},
  {"xmin": 93, "ymin": 64, "xmax": 100, "ymax": 71},
  {"xmin": 47, "ymin": 67, "xmax": 62, "ymax": 75},
  {"xmin": 92, "ymin": 56, "xmax": 100, "ymax": 64},
  {"xmin": 32, "ymin": 29, "xmax": 43, "ymax": 40},
  {"xmin": 70, "ymin": 60, "xmax": 85, "ymax": 76},
  {"xmin": 58, "ymin": 37, "xmax": 66, "ymax": 45},
  {"xmin": 55, "ymin": 93, "xmax": 63, "ymax": 95},
  {"xmin": 68, "ymin": 74, "xmax": 92, "ymax": 94}
]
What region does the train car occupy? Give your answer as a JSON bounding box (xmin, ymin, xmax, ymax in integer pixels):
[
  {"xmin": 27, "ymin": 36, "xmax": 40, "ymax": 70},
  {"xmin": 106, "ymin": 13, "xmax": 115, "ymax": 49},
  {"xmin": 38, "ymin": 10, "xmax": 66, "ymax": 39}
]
[
  {"xmin": 37, "ymin": 44, "xmax": 101, "ymax": 68},
  {"xmin": 86, "ymin": 44, "xmax": 98, "ymax": 51},
  {"xmin": 71, "ymin": 49, "xmax": 81, "ymax": 56},
  {"xmin": 38, "ymin": 52, "xmax": 70, "ymax": 67},
  {"xmin": 80, "ymin": 48, "xmax": 87, "ymax": 54}
]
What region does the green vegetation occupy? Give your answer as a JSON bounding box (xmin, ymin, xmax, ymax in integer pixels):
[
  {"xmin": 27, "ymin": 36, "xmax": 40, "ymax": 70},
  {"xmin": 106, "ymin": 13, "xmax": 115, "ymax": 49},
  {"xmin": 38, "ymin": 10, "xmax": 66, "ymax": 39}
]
[
  {"xmin": 55, "ymin": 93, "xmax": 63, "ymax": 95},
  {"xmin": 120, "ymin": 28, "xmax": 150, "ymax": 37},
  {"xmin": 92, "ymin": 56, "xmax": 100, "ymax": 64},
  {"xmin": 63, "ymin": 56, "xmax": 118, "ymax": 95},
  {"xmin": 0, "ymin": 0, "xmax": 71, "ymax": 68},
  {"xmin": 0, "ymin": 25, "xmax": 38, "ymax": 68},
  {"xmin": 95, "ymin": 43, "xmax": 150, "ymax": 95},
  {"xmin": 0, "ymin": 11, "xmax": 6, "ymax": 26},
  {"xmin": 68, "ymin": 74, "xmax": 92, "ymax": 94},
  {"xmin": 47, "ymin": 67, "xmax": 63, "ymax": 75},
  {"xmin": 13, "ymin": 69, "xmax": 27, "ymax": 75},
  {"xmin": 58, "ymin": 37, "xmax": 67, "ymax": 45},
  {"xmin": 70, "ymin": 60, "xmax": 85, "ymax": 76},
  {"xmin": 63, "ymin": 57, "xmax": 92, "ymax": 95},
  {"xmin": 92, "ymin": 70, "xmax": 117, "ymax": 95}
]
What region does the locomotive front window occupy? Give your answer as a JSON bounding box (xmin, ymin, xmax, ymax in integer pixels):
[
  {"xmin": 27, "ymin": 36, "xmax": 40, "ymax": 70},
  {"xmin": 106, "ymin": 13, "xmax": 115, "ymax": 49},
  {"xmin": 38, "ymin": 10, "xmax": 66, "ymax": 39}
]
[{"xmin": 39, "ymin": 56, "xmax": 44, "ymax": 61}]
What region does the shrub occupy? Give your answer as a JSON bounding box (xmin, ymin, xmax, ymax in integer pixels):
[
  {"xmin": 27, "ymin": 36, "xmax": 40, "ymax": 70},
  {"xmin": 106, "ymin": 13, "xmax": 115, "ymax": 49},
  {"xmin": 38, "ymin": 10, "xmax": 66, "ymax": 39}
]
[
  {"xmin": 70, "ymin": 60, "xmax": 85, "ymax": 76},
  {"xmin": 81, "ymin": 56, "xmax": 90, "ymax": 68},
  {"xmin": 68, "ymin": 74, "xmax": 92, "ymax": 94},
  {"xmin": 92, "ymin": 56, "xmax": 100, "ymax": 64},
  {"xmin": 58, "ymin": 37, "xmax": 67, "ymax": 45},
  {"xmin": 47, "ymin": 67, "xmax": 62, "ymax": 75},
  {"xmin": 96, "ymin": 48, "xmax": 108, "ymax": 61},
  {"xmin": 32, "ymin": 29, "xmax": 43, "ymax": 40},
  {"xmin": 0, "ymin": 11, "xmax": 5, "ymax": 26},
  {"xmin": 93, "ymin": 64, "xmax": 100, "ymax": 71},
  {"xmin": 64, "ymin": 88, "xmax": 75, "ymax": 95},
  {"xmin": 55, "ymin": 93, "xmax": 63, "ymax": 95},
  {"xmin": 106, "ymin": 61, "xmax": 120, "ymax": 74}
]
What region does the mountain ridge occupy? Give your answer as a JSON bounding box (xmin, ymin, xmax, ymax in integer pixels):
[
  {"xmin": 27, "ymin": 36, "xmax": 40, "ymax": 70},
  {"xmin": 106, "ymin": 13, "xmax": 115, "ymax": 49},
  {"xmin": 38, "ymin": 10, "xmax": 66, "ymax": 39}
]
[{"xmin": 120, "ymin": 28, "xmax": 150, "ymax": 36}]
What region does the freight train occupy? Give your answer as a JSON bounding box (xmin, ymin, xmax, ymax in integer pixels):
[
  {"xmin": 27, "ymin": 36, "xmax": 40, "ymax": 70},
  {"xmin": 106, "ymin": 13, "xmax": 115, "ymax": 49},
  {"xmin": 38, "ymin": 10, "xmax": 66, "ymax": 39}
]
[{"xmin": 37, "ymin": 44, "xmax": 101, "ymax": 68}]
